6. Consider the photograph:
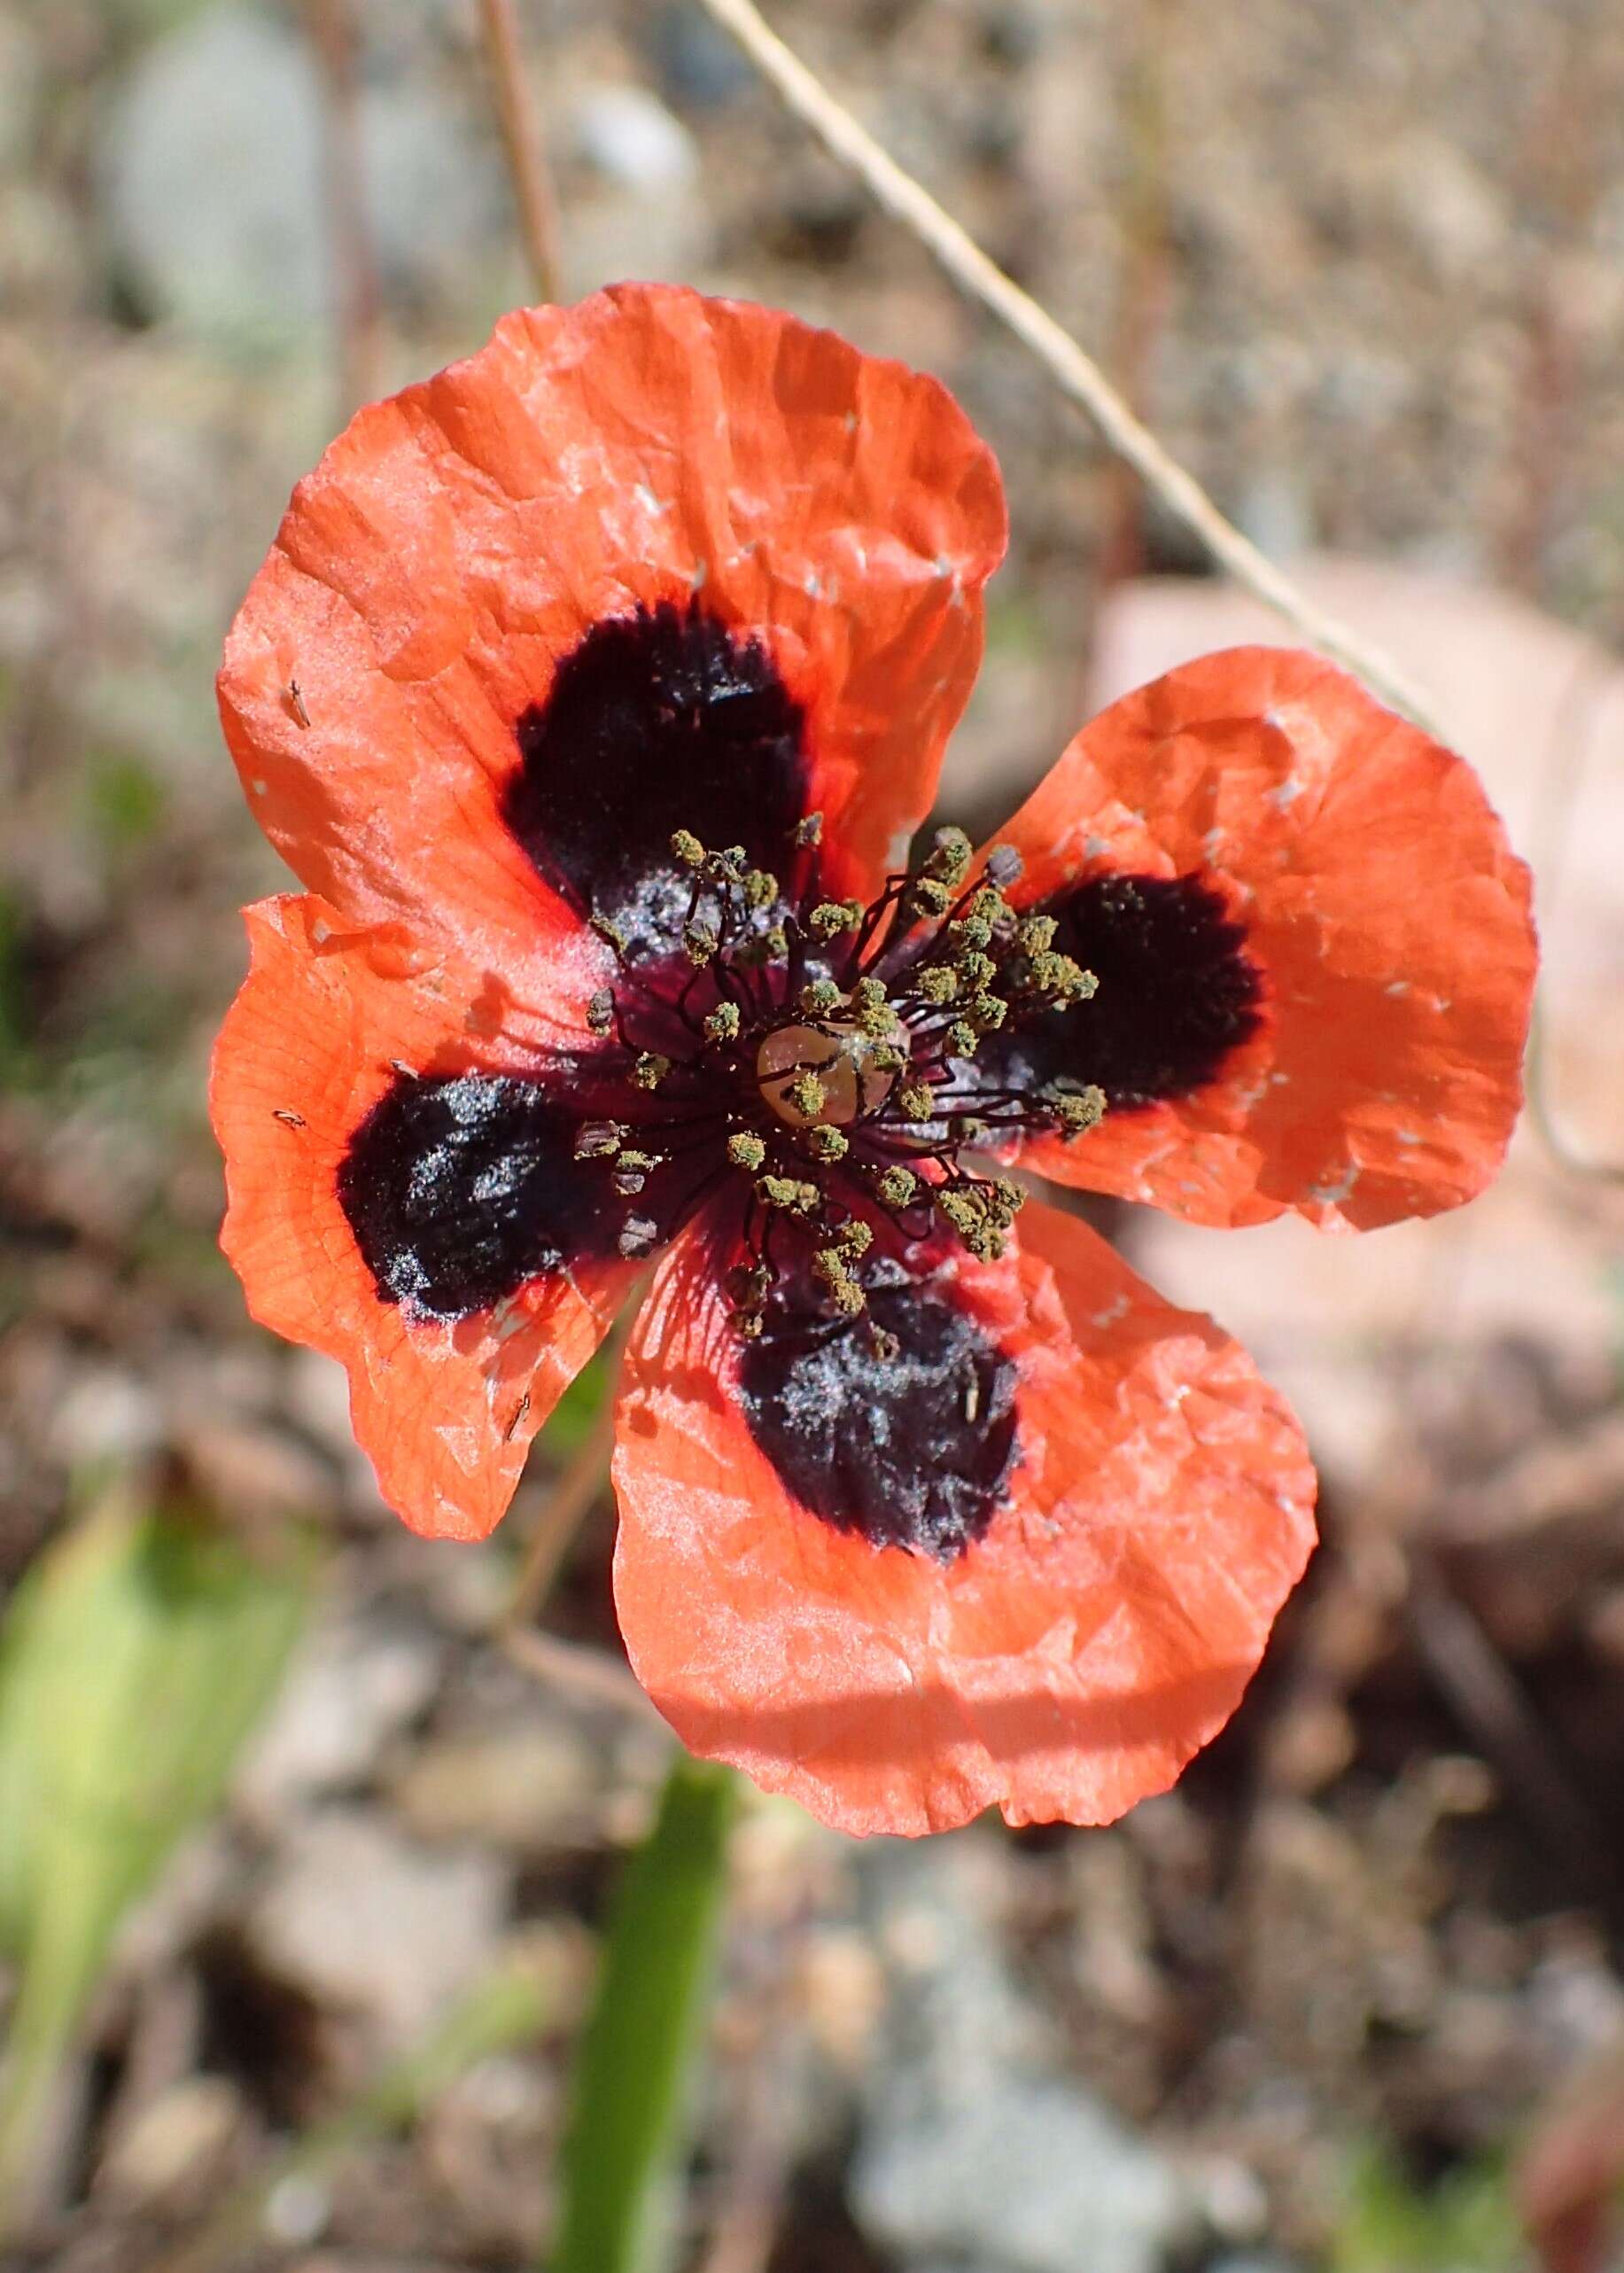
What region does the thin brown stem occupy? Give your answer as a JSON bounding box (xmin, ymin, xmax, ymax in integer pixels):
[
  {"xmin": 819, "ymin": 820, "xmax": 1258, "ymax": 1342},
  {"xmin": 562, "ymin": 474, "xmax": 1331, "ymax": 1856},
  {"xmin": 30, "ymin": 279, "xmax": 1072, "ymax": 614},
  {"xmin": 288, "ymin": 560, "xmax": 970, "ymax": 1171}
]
[
  {"xmin": 501, "ymin": 1627, "xmax": 672, "ymax": 1732},
  {"xmin": 501, "ymin": 1393, "xmax": 617, "ymax": 1636},
  {"xmin": 477, "ymin": 0, "xmax": 564, "ymax": 303},
  {"xmin": 692, "ymin": 0, "xmax": 1437, "ymax": 732},
  {"xmin": 300, "ymin": 0, "xmax": 385, "ymax": 414}
]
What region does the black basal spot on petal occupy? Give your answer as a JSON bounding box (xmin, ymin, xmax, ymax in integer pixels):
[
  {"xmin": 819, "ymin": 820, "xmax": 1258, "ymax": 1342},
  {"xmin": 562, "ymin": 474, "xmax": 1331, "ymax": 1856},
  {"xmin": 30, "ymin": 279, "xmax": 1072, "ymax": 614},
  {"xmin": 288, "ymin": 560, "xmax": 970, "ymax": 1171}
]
[
  {"xmin": 982, "ymin": 871, "xmax": 1264, "ymax": 1109},
  {"xmin": 739, "ymin": 1264, "xmax": 1018, "ymax": 1561},
  {"xmin": 505, "ymin": 600, "xmax": 810, "ymax": 949},
  {"xmin": 338, "ymin": 1070, "xmax": 623, "ymax": 1319}
]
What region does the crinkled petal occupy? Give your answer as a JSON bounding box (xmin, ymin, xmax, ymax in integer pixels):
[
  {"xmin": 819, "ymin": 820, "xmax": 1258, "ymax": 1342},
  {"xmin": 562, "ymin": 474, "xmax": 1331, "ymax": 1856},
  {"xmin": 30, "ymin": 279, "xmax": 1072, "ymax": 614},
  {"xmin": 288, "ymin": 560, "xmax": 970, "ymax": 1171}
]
[
  {"xmin": 211, "ymin": 896, "xmax": 638, "ymax": 1538},
  {"xmin": 610, "ymin": 1198, "xmax": 1316, "ymax": 1835},
  {"xmin": 219, "ymin": 283, "xmax": 1007, "ymax": 997},
  {"xmin": 975, "ymin": 647, "xmax": 1536, "ymax": 1229}
]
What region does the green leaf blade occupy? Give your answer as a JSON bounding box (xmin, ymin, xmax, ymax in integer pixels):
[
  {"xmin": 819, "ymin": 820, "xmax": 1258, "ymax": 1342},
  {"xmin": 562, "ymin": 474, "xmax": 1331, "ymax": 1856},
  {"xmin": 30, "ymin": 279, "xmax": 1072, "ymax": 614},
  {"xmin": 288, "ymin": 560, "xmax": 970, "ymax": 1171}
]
[
  {"xmin": 550, "ymin": 1754, "xmax": 737, "ymax": 2273},
  {"xmin": 0, "ymin": 1502, "xmax": 315, "ymax": 2229}
]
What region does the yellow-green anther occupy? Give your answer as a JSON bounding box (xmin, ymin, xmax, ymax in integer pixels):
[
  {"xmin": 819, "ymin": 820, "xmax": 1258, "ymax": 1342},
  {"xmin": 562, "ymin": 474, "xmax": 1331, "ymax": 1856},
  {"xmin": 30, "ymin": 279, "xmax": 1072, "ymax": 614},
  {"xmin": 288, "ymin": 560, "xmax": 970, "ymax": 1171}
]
[
  {"xmin": 757, "ymin": 1174, "xmax": 820, "ymax": 1214},
  {"xmin": 950, "ymin": 915, "xmax": 993, "ymax": 951},
  {"xmin": 960, "ymin": 951, "xmax": 996, "ymax": 987},
  {"xmin": 906, "ymin": 876, "xmax": 952, "ymax": 920},
  {"xmin": 898, "ymin": 1083, "xmax": 936, "ymax": 1123},
  {"xmin": 618, "ymin": 1148, "xmax": 657, "ymax": 1172},
  {"xmin": 868, "ymin": 1324, "xmax": 900, "ymax": 1361},
  {"xmin": 727, "ymin": 1132, "xmax": 766, "ymax": 1170},
  {"xmin": 937, "ymin": 1187, "xmax": 1005, "ymax": 1260},
  {"xmin": 947, "ymin": 1020, "xmax": 979, "ymax": 1057},
  {"xmin": 809, "ymin": 899, "xmax": 863, "ymax": 938},
  {"xmin": 954, "ymin": 1116, "xmax": 990, "ymax": 1144},
  {"xmin": 917, "ymin": 966, "xmax": 958, "ymax": 1005},
  {"xmin": 835, "ymin": 1218, "xmax": 874, "ymax": 1256},
  {"xmin": 936, "ymin": 1188, "xmax": 984, "ymax": 1238},
  {"xmin": 857, "ymin": 1000, "xmax": 896, "ymax": 1039},
  {"xmin": 799, "ymin": 977, "xmax": 842, "ymax": 1016},
  {"xmin": 874, "ymin": 1165, "xmax": 918, "ymax": 1208},
  {"xmin": 573, "ymin": 1122, "xmax": 622, "ymax": 1159},
  {"xmin": 703, "ymin": 1001, "xmax": 742, "ymax": 1042},
  {"xmin": 828, "ymin": 1278, "xmax": 866, "ymax": 1316},
  {"xmin": 967, "ymin": 886, "xmax": 1011, "ymax": 927},
  {"xmin": 684, "ymin": 921, "xmax": 719, "ymax": 965},
  {"xmin": 787, "ymin": 1070, "xmax": 827, "ymax": 1120},
  {"xmin": 869, "ymin": 1042, "xmax": 905, "ymax": 1072},
  {"xmin": 804, "ymin": 1123, "xmax": 849, "ymax": 1162},
  {"xmin": 1050, "ymin": 1083, "xmax": 1107, "ymax": 1134},
  {"xmin": 737, "ymin": 1311, "xmax": 764, "ymax": 1338},
  {"xmin": 812, "ymin": 1246, "xmax": 852, "ymax": 1288},
  {"xmin": 633, "ymin": 1051, "xmax": 672, "ymax": 1090},
  {"xmin": 590, "ymin": 912, "xmax": 628, "ymax": 954},
  {"xmin": 925, "ymin": 824, "xmax": 972, "ymax": 884},
  {"xmin": 992, "ymin": 1177, "xmax": 1027, "ymax": 1214},
  {"xmin": 744, "ymin": 868, "xmax": 778, "ymax": 907},
  {"xmin": 794, "ymin": 810, "xmax": 824, "ymax": 846},
  {"xmin": 671, "ymin": 828, "xmax": 705, "ymax": 868},
  {"xmin": 1018, "ymin": 914, "xmax": 1058, "ymax": 954},
  {"xmin": 853, "ymin": 976, "xmax": 887, "ymax": 1012},
  {"xmin": 968, "ymin": 992, "xmax": 1007, "ymax": 1031}
]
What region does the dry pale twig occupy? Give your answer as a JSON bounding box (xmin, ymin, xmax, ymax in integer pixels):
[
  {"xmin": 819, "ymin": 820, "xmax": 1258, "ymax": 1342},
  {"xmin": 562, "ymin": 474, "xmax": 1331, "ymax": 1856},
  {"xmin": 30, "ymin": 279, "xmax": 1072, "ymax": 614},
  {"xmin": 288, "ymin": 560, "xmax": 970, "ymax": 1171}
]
[
  {"xmin": 692, "ymin": 0, "xmax": 1437, "ymax": 732},
  {"xmin": 693, "ymin": 0, "xmax": 1624, "ymax": 1192},
  {"xmin": 477, "ymin": 0, "xmax": 564, "ymax": 304},
  {"xmin": 300, "ymin": 0, "xmax": 385, "ymax": 414},
  {"xmin": 501, "ymin": 1625, "xmax": 672, "ymax": 1732}
]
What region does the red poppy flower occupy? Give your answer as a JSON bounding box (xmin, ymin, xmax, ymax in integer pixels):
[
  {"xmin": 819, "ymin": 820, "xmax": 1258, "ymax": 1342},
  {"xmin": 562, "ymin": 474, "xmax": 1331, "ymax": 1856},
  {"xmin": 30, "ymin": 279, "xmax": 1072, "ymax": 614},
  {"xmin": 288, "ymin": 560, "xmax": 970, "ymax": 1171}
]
[{"xmin": 212, "ymin": 284, "xmax": 1536, "ymax": 1837}]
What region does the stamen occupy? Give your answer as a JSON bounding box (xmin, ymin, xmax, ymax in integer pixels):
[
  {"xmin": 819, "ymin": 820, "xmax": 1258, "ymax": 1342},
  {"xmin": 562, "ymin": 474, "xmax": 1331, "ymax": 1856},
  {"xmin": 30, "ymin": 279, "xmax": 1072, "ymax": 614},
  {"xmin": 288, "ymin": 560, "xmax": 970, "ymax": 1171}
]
[
  {"xmin": 808, "ymin": 899, "xmax": 864, "ymax": 938},
  {"xmin": 897, "ymin": 1083, "xmax": 936, "ymax": 1123},
  {"xmin": 569, "ymin": 805, "xmax": 1113, "ymax": 1335},
  {"xmin": 905, "ymin": 876, "xmax": 953, "ymax": 920}
]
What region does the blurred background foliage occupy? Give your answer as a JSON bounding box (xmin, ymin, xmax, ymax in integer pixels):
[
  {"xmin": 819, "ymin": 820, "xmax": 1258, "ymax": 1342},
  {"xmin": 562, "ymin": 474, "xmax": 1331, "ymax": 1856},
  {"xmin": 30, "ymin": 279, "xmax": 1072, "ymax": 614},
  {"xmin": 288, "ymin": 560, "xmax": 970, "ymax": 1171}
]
[{"xmin": 1, "ymin": 0, "xmax": 1622, "ymax": 2268}]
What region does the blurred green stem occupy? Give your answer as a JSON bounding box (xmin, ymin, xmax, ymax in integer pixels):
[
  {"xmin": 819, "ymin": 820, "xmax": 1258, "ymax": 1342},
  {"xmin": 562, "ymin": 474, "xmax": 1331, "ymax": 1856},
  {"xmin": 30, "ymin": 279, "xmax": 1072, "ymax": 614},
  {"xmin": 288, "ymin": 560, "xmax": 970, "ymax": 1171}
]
[{"xmin": 549, "ymin": 1755, "xmax": 739, "ymax": 2273}]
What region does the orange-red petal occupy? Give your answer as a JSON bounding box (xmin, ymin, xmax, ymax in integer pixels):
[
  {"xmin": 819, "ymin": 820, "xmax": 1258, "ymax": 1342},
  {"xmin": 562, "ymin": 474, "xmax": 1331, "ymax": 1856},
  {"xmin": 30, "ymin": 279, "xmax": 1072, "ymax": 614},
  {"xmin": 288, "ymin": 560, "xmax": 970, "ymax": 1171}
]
[
  {"xmin": 983, "ymin": 647, "xmax": 1537, "ymax": 1229},
  {"xmin": 610, "ymin": 1199, "xmax": 1316, "ymax": 1836},
  {"xmin": 220, "ymin": 283, "xmax": 1006, "ymax": 996},
  {"xmin": 211, "ymin": 896, "xmax": 638, "ymax": 1539}
]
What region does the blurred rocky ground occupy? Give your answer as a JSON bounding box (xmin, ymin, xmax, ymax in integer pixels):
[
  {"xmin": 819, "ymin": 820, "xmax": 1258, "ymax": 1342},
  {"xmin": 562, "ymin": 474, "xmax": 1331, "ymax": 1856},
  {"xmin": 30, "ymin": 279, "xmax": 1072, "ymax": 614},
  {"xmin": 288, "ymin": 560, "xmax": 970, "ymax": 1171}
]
[{"xmin": 1, "ymin": 0, "xmax": 1621, "ymax": 2268}]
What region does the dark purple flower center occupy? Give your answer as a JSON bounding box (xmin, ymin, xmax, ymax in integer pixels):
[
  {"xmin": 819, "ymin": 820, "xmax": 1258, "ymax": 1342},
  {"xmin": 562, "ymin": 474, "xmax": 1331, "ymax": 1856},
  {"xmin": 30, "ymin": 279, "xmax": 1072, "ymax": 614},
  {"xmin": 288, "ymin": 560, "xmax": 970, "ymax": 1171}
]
[
  {"xmin": 570, "ymin": 814, "xmax": 1103, "ymax": 1335},
  {"xmin": 338, "ymin": 603, "xmax": 1264, "ymax": 1351}
]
